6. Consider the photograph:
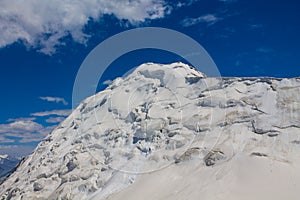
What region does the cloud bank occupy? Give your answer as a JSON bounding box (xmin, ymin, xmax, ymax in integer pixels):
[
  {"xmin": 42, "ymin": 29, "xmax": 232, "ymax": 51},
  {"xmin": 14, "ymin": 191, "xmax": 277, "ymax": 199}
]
[
  {"xmin": 0, "ymin": 118, "xmax": 55, "ymax": 144},
  {"xmin": 0, "ymin": 113, "xmax": 67, "ymax": 146},
  {"xmin": 0, "ymin": 0, "xmax": 169, "ymax": 54}
]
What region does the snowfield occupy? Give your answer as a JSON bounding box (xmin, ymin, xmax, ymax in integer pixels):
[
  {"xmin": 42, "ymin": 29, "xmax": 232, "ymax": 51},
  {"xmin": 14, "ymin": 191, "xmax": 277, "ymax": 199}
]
[{"xmin": 1, "ymin": 63, "xmax": 300, "ymax": 200}]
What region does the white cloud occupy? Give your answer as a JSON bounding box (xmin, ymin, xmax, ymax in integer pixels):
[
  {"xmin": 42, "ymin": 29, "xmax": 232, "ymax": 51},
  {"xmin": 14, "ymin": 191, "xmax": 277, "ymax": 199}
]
[
  {"xmin": 45, "ymin": 117, "xmax": 66, "ymax": 124},
  {"xmin": 40, "ymin": 96, "xmax": 68, "ymax": 105},
  {"xmin": 0, "ymin": 120, "xmax": 43, "ymax": 134},
  {"xmin": 0, "ymin": 109, "xmax": 71, "ymax": 145},
  {"xmin": 103, "ymin": 80, "xmax": 113, "ymax": 85},
  {"xmin": 18, "ymin": 125, "xmax": 56, "ymax": 143},
  {"xmin": 0, "ymin": 0, "xmax": 169, "ymax": 54},
  {"xmin": 0, "ymin": 118, "xmax": 55, "ymax": 144},
  {"xmin": 7, "ymin": 117, "xmax": 36, "ymax": 123},
  {"xmin": 31, "ymin": 109, "xmax": 72, "ymax": 117},
  {"xmin": 181, "ymin": 14, "xmax": 222, "ymax": 27}
]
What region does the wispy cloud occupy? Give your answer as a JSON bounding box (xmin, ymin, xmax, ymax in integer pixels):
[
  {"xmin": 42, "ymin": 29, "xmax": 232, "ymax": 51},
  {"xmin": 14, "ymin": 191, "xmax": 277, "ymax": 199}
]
[
  {"xmin": 250, "ymin": 24, "xmax": 263, "ymax": 30},
  {"xmin": 177, "ymin": 0, "xmax": 237, "ymax": 8},
  {"xmin": 18, "ymin": 126, "xmax": 55, "ymax": 143},
  {"xmin": 40, "ymin": 96, "xmax": 68, "ymax": 105},
  {"xmin": 181, "ymin": 14, "xmax": 222, "ymax": 27},
  {"xmin": 0, "ymin": 0, "xmax": 169, "ymax": 54},
  {"xmin": 257, "ymin": 47, "xmax": 274, "ymax": 53},
  {"xmin": 0, "ymin": 136, "xmax": 14, "ymax": 143},
  {"xmin": 7, "ymin": 117, "xmax": 36, "ymax": 123},
  {"xmin": 176, "ymin": 0, "xmax": 200, "ymax": 7},
  {"xmin": 45, "ymin": 117, "xmax": 66, "ymax": 124},
  {"xmin": 31, "ymin": 109, "xmax": 72, "ymax": 117},
  {"xmin": 219, "ymin": 0, "xmax": 238, "ymax": 3},
  {"xmin": 215, "ymin": 27, "xmax": 236, "ymax": 39},
  {"xmin": 103, "ymin": 80, "xmax": 113, "ymax": 85}
]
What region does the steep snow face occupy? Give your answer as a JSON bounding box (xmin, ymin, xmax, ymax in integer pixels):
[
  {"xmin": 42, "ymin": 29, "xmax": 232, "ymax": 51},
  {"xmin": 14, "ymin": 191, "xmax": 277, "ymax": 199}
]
[{"xmin": 1, "ymin": 63, "xmax": 300, "ymax": 200}]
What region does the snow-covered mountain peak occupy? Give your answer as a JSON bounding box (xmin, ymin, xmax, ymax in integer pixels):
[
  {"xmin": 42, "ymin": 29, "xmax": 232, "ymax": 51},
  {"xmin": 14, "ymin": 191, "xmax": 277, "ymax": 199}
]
[
  {"xmin": 128, "ymin": 62, "xmax": 206, "ymax": 79},
  {"xmin": 1, "ymin": 63, "xmax": 300, "ymax": 200},
  {"xmin": 107, "ymin": 62, "xmax": 206, "ymax": 90}
]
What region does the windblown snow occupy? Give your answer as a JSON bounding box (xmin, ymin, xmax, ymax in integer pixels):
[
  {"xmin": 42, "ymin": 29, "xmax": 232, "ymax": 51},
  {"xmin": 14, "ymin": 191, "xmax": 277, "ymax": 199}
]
[{"xmin": 1, "ymin": 63, "xmax": 300, "ymax": 200}]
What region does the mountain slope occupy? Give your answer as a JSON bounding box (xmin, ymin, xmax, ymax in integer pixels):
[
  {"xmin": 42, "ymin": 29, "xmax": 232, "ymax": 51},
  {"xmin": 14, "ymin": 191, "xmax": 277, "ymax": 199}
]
[
  {"xmin": 0, "ymin": 155, "xmax": 19, "ymax": 185},
  {"xmin": 1, "ymin": 63, "xmax": 300, "ymax": 200}
]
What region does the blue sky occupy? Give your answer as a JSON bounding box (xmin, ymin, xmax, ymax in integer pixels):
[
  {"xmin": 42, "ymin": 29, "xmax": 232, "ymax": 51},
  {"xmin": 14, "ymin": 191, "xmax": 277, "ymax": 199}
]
[{"xmin": 0, "ymin": 0, "xmax": 299, "ymax": 157}]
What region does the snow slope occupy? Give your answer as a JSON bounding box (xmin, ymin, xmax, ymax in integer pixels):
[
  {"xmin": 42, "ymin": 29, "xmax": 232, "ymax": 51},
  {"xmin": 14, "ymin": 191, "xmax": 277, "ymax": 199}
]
[{"xmin": 1, "ymin": 63, "xmax": 300, "ymax": 200}]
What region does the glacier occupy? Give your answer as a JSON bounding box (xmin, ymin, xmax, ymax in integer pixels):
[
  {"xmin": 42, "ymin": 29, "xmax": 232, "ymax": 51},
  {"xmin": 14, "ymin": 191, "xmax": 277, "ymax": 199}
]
[{"xmin": 1, "ymin": 63, "xmax": 300, "ymax": 200}]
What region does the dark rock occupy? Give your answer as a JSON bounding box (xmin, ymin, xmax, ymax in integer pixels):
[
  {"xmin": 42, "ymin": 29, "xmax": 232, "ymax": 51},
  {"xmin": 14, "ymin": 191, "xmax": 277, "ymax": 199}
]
[
  {"xmin": 267, "ymin": 133, "xmax": 279, "ymax": 137},
  {"xmin": 175, "ymin": 147, "xmax": 200, "ymax": 164},
  {"xmin": 6, "ymin": 188, "xmax": 20, "ymax": 199},
  {"xmin": 33, "ymin": 182, "xmax": 44, "ymax": 192},
  {"xmin": 251, "ymin": 152, "xmax": 268, "ymax": 157},
  {"xmin": 204, "ymin": 150, "xmax": 226, "ymax": 166},
  {"xmin": 66, "ymin": 160, "xmax": 78, "ymax": 172},
  {"xmin": 99, "ymin": 98, "xmax": 107, "ymax": 107},
  {"xmin": 185, "ymin": 76, "xmax": 202, "ymax": 84},
  {"xmin": 291, "ymin": 140, "xmax": 300, "ymax": 145},
  {"xmin": 167, "ymin": 132, "xmax": 178, "ymax": 137}
]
